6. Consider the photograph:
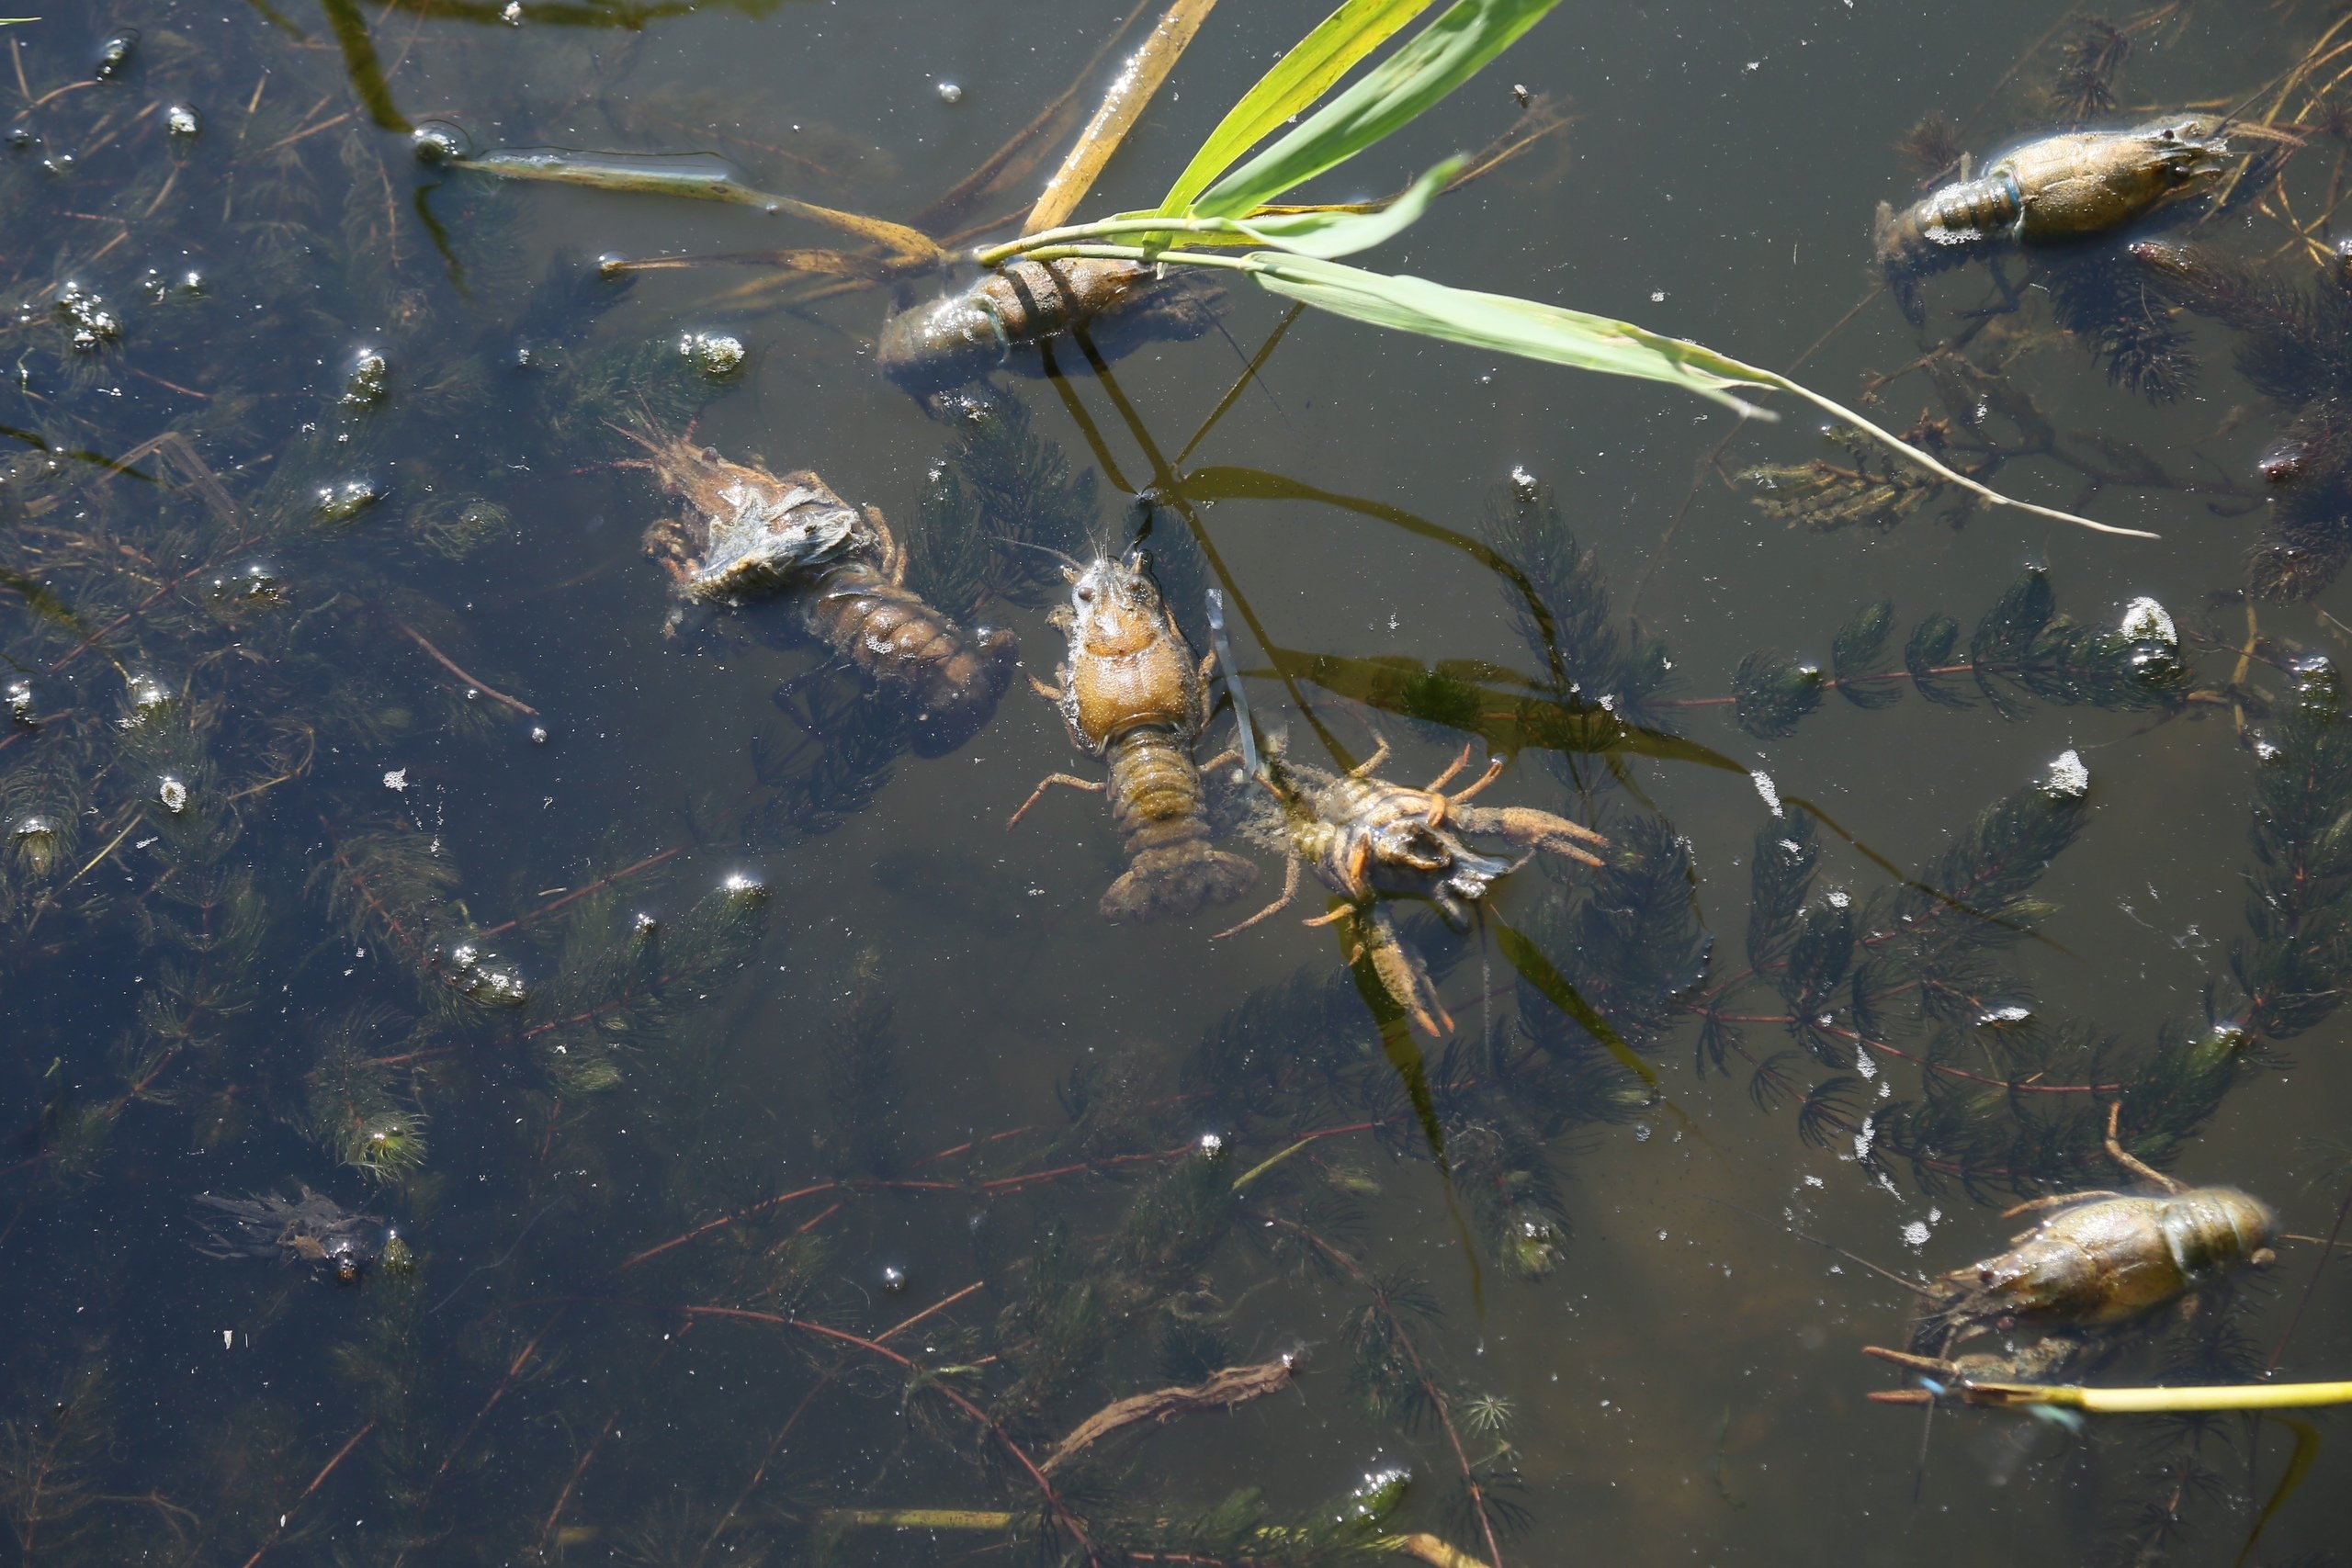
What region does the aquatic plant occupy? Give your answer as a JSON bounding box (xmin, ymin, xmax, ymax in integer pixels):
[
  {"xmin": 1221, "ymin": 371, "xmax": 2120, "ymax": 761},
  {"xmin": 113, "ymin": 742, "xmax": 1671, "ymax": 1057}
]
[
  {"xmin": 2134, "ymin": 236, "xmax": 2352, "ymax": 600},
  {"xmin": 1727, "ymin": 569, "xmax": 2190, "ymax": 739}
]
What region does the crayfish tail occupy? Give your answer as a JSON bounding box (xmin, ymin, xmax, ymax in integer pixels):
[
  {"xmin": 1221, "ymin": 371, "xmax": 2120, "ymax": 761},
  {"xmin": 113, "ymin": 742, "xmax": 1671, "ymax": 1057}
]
[
  {"xmin": 797, "ymin": 560, "xmax": 1022, "ymax": 757},
  {"xmin": 1100, "ymin": 846, "xmax": 1258, "ymax": 924},
  {"xmin": 1097, "ymin": 728, "xmax": 1256, "ymax": 921}
]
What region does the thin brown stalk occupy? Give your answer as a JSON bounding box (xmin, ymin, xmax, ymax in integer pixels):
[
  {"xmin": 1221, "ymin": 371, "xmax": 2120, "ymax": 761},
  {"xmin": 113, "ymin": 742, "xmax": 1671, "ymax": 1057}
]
[
  {"xmin": 1040, "ymin": 1359, "xmax": 1297, "ymax": 1472},
  {"xmin": 536, "ymin": 1329, "xmax": 690, "ymax": 1556},
  {"xmin": 1023, "ymin": 0, "xmax": 1221, "ymax": 235},
  {"xmin": 127, "ymin": 366, "xmax": 208, "ymax": 400},
  {"xmin": 914, "ymin": 0, "xmax": 1156, "ymax": 236},
  {"xmin": 431, "ymin": 1306, "xmax": 567, "ymax": 1483},
  {"xmin": 2268, "ymin": 1169, "xmax": 2352, "ymax": 1371},
  {"xmin": 473, "ymin": 844, "xmax": 685, "ymax": 940},
  {"xmin": 676, "ymin": 1306, "xmax": 1099, "ymax": 1562},
  {"xmin": 877, "ymin": 1280, "xmax": 985, "ymax": 1343},
  {"xmin": 388, "ymin": 617, "xmax": 539, "ymax": 716},
  {"xmin": 1265, "ymin": 1217, "xmax": 1506, "ymax": 1568},
  {"xmin": 239, "ymin": 1419, "xmax": 378, "ymax": 1568}
]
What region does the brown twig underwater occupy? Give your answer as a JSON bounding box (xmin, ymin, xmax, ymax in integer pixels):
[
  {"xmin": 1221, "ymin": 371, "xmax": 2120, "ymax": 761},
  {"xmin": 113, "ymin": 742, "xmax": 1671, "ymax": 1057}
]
[
  {"xmin": 1041, "ymin": 1358, "xmax": 1299, "ymax": 1473},
  {"xmin": 388, "ymin": 616, "xmax": 539, "ymax": 716},
  {"xmin": 238, "ymin": 1418, "xmax": 378, "ymax": 1568},
  {"xmin": 1262, "ymin": 1215, "xmax": 1508, "ymax": 1568},
  {"xmin": 673, "ymin": 1303, "xmax": 1101, "ymax": 1562}
]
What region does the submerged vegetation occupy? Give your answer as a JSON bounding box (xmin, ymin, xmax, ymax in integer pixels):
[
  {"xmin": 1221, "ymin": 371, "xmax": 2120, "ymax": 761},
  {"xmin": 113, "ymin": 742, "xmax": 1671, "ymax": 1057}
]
[{"xmin": 2, "ymin": 3, "xmax": 2351, "ymax": 1567}]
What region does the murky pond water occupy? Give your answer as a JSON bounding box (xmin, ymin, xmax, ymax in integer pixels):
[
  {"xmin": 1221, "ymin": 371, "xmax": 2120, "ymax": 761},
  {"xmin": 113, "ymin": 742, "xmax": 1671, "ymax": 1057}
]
[{"xmin": 6, "ymin": 2, "xmax": 2352, "ymax": 1563}]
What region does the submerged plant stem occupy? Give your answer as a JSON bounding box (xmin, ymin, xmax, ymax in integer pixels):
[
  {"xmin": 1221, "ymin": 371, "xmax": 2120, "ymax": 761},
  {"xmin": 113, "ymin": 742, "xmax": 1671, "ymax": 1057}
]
[
  {"xmin": 1955, "ymin": 1379, "xmax": 2352, "ymax": 1414},
  {"xmin": 1023, "ymin": 0, "xmax": 1223, "ymax": 235}
]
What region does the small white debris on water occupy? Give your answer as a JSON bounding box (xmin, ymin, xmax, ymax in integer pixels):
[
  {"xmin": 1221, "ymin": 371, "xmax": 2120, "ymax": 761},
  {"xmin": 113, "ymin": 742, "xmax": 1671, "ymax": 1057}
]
[
  {"xmin": 1826, "ymin": 888, "xmax": 1849, "ymax": 908},
  {"xmin": 2120, "ymin": 595, "xmax": 2176, "ymax": 645},
  {"xmin": 1633, "ymin": 1122, "xmax": 1652, "ymax": 1143},
  {"xmin": 935, "ymin": 81, "xmax": 964, "ymax": 104},
  {"xmin": 1978, "ymin": 1004, "xmax": 2031, "ymax": 1027},
  {"xmin": 1778, "ymin": 839, "xmax": 1802, "ymax": 856},
  {"xmin": 1650, "ymin": 289, "xmax": 1667, "ymax": 301},
  {"xmin": 2255, "ymin": 738, "xmax": 2281, "ymax": 761},
  {"xmin": 222, "ymin": 1329, "xmax": 232, "ymax": 1348},
  {"xmin": 1854, "ymin": 1046, "xmax": 1877, "ymax": 1081},
  {"xmin": 1804, "ymin": 1174, "xmax": 1825, "ymax": 1188},
  {"xmin": 1657, "ymin": 1229, "xmax": 1668, "ymax": 1241},
  {"xmin": 383, "ymin": 769, "xmax": 408, "ymax": 792},
  {"xmin": 2045, "ymin": 749, "xmax": 2090, "ymax": 797},
  {"xmin": 1750, "ymin": 769, "xmax": 1783, "ymax": 818},
  {"xmin": 1851, "ymin": 1114, "xmax": 1876, "ymax": 1163},
  {"xmin": 1900, "ymin": 1220, "xmax": 1930, "ymax": 1247},
  {"xmin": 1509, "ymin": 465, "xmax": 1538, "ymax": 499},
  {"xmin": 157, "ymin": 776, "xmax": 187, "ymax": 814},
  {"xmin": 501, "ymin": 1, "xmax": 522, "ymax": 21}
]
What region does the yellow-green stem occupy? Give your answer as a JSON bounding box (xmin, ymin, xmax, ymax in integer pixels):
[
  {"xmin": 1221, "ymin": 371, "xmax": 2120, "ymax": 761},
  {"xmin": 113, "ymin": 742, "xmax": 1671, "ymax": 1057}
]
[
  {"xmin": 1965, "ymin": 1379, "xmax": 2352, "ymax": 1414},
  {"xmin": 820, "ymin": 1508, "xmax": 1015, "ymax": 1530}
]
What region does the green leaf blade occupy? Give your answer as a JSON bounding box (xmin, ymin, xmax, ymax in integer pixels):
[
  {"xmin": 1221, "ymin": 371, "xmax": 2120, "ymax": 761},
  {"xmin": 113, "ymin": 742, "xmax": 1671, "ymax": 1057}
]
[
  {"xmin": 1157, "ymin": 0, "xmax": 1435, "ymax": 219},
  {"xmin": 1193, "ymin": 0, "xmax": 1560, "ymax": 220},
  {"xmin": 1232, "ymin": 158, "xmax": 1460, "ymax": 258},
  {"xmin": 1242, "ymin": 253, "xmax": 1776, "ymax": 413}
]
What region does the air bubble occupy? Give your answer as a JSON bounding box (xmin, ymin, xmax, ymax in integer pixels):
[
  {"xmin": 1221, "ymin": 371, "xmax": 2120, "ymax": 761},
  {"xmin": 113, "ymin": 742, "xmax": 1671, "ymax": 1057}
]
[
  {"xmin": 12, "ymin": 816, "xmax": 62, "ymax": 876},
  {"xmin": 411, "ymin": 119, "xmax": 476, "ymax": 165},
  {"xmin": 315, "ymin": 477, "xmax": 381, "ymax": 524},
  {"xmin": 121, "ymin": 672, "xmax": 174, "ymax": 727},
  {"xmin": 935, "ymin": 81, "xmax": 964, "ymax": 104},
  {"xmin": 342, "ymin": 348, "xmax": 389, "ymax": 408},
  {"xmin": 95, "ymin": 30, "xmax": 139, "ymax": 81},
  {"xmin": 56, "ymin": 282, "xmax": 120, "ymax": 351}
]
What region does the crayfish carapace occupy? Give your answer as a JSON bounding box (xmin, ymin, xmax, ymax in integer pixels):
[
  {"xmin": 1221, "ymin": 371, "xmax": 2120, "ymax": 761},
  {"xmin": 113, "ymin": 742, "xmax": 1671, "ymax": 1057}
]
[
  {"xmin": 626, "ymin": 423, "xmax": 1019, "ymax": 757},
  {"xmin": 1865, "ymin": 1105, "xmax": 2278, "ymax": 1400},
  {"xmin": 1874, "ymin": 118, "xmax": 2229, "ymax": 327},
  {"xmin": 1210, "ymin": 731, "xmax": 1609, "ymax": 1036},
  {"xmin": 876, "ymin": 258, "xmax": 1223, "ymax": 398},
  {"xmin": 1011, "ymin": 548, "xmax": 1256, "ymax": 923}
]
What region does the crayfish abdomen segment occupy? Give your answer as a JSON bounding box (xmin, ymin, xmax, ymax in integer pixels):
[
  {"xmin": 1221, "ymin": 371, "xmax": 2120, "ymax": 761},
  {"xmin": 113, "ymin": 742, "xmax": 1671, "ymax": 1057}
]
[
  {"xmin": 1101, "ymin": 727, "xmax": 1255, "ymax": 922},
  {"xmin": 796, "ymin": 565, "xmax": 1019, "ymax": 756}
]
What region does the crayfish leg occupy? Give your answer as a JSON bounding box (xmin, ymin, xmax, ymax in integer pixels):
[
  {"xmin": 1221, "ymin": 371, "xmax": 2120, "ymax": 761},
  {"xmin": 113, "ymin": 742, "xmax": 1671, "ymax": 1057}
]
[
  {"xmin": 1421, "ymin": 742, "xmax": 1474, "ymax": 795},
  {"xmin": 1455, "ymin": 805, "xmax": 1610, "ymax": 868},
  {"xmin": 1364, "ymin": 905, "xmax": 1452, "ymax": 1037},
  {"xmin": 1214, "ymin": 851, "xmax": 1299, "ymax": 941},
  {"xmin": 2103, "ymin": 1100, "xmax": 2188, "ymax": 1193},
  {"xmin": 1447, "ymin": 756, "xmax": 1507, "ymax": 807},
  {"xmin": 1008, "ymin": 773, "xmax": 1102, "ymax": 829}
]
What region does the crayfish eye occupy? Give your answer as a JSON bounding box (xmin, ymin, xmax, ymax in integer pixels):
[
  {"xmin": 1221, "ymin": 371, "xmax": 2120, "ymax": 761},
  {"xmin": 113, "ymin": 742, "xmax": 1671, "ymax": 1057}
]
[{"xmin": 1076, "ymin": 586, "xmax": 1095, "ymax": 603}]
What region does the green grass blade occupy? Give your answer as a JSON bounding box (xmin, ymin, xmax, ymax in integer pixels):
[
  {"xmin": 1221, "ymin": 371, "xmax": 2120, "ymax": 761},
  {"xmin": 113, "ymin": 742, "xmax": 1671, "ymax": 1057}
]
[
  {"xmin": 1157, "ymin": 0, "xmax": 1434, "ymax": 218},
  {"xmin": 1232, "ymin": 158, "xmax": 1458, "ymax": 257},
  {"xmin": 1238, "ymin": 254, "xmax": 2156, "ymax": 538},
  {"xmin": 1193, "ymin": 0, "xmax": 1560, "ymax": 220},
  {"xmin": 1243, "ymin": 252, "xmax": 1770, "ymax": 412}
]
